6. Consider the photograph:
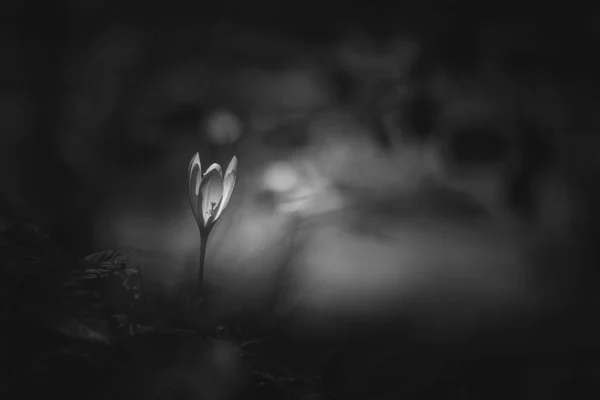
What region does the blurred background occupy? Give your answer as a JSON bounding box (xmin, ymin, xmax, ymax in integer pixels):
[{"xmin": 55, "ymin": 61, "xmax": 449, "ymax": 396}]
[{"xmin": 2, "ymin": 0, "xmax": 600, "ymax": 344}]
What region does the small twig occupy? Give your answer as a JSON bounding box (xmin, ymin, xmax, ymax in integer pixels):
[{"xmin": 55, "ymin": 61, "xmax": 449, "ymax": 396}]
[
  {"xmin": 268, "ymin": 215, "xmax": 301, "ymax": 317},
  {"xmin": 136, "ymin": 263, "xmax": 147, "ymax": 310}
]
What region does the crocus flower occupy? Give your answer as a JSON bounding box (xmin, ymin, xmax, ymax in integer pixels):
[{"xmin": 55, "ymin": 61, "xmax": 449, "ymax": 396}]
[
  {"xmin": 188, "ymin": 152, "xmax": 238, "ymax": 295},
  {"xmin": 188, "ymin": 153, "xmax": 238, "ymax": 233}
]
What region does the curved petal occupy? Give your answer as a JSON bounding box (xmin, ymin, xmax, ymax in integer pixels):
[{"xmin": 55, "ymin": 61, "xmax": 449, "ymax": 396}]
[
  {"xmin": 203, "ymin": 163, "xmax": 223, "ymax": 178},
  {"xmin": 215, "ymin": 156, "xmax": 238, "ymax": 220},
  {"xmin": 199, "ymin": 164, "xmax": 223, "ymax": 226},
  {"xmin": 188, "ymin": 153, "xmax": 202, "ymax": 223}
]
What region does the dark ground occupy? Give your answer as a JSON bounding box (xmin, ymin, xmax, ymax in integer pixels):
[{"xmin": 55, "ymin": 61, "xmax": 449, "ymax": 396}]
[{"xmin": 2, "ymin": 221, "xmax": 600, "ymax": 399}]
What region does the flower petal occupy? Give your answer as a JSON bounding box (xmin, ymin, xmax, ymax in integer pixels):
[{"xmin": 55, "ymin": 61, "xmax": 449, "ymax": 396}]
[
  {"xmin": 188, "ymin": 153, "xmax": 202, "ymax": 222},
  {"xmin": 199, "ymin": 165, "xmax": 223, "ymax": 226},
  {"xmin": 203, "ymin": 163, "xmax": 223, "ymax": 178},
  {"xmin": 215, "ymin": 156, "xmax": 238, "ymax": 220}
]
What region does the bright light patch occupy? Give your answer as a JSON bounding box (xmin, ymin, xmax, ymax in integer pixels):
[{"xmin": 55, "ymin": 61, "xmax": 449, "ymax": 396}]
[
  {"xmin": 206, "ymin": 110, "xmax": 242, "ymax": 145},
  {"xmin": 262, "ymin": 162, "xmax": 300, "ymax": 193},
  {"xmin": 261, "ymin": 161, "xmax": 345, "ymax": 216}
]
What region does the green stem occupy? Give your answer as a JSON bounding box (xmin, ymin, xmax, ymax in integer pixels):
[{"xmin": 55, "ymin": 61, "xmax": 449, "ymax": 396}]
[{"xmin": 198, "ymin": 231, "xmax": 209, "ymax": 293}]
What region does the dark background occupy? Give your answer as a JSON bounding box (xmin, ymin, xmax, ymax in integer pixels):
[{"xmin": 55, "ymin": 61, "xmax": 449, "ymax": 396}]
[
  {"xmin": 5, "ymin": 0, "xmax": 599, "ymax": 243},
  {"xmin": 3, "ymin": 2, "xmax": 600, "ymax": 399}
]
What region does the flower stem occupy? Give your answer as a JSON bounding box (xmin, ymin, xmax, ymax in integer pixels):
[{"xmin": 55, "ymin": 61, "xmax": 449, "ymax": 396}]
[{"xmin": 198, "ymin": 232, "xmax": 209, "ymax": 293}]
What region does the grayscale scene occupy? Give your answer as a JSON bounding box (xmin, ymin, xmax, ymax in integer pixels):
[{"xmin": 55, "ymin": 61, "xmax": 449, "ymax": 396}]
[{"xmin": 1, "ymin": 2, "xmax": 599, "ymax": 399}]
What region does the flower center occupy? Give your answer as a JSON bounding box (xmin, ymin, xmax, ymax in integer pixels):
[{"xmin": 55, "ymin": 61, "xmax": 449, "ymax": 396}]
[{"xmin": 206, "ymin": 201, "xmax": 218, "ymax": 218}]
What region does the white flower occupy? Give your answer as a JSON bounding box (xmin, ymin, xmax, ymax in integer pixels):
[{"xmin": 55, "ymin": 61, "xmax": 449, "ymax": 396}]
[{"xmin": 188, "ymin": 153, "xmax": 237, "ymax": 232}]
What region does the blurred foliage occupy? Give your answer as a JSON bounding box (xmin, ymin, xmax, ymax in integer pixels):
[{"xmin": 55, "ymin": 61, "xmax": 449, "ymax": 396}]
[
  {"xmin": 1, "ymin": 223, "xmax": 136, "ymax": 343},
  {"xmin": 2, "ymin": 4, "xmax": 598, "ymax": 253},
  {"xmin": 0, "ymin": 223, "xmax": 336, "ymax": 399}
]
